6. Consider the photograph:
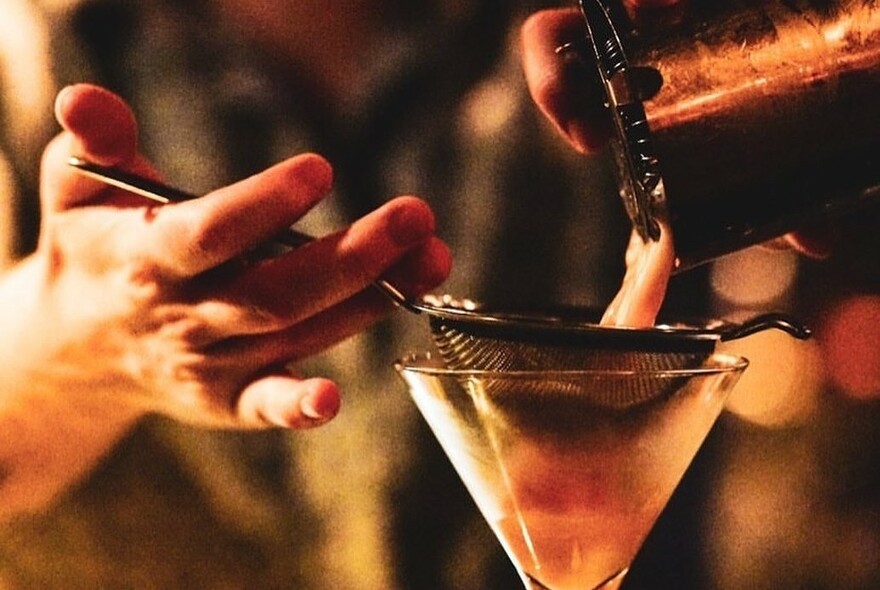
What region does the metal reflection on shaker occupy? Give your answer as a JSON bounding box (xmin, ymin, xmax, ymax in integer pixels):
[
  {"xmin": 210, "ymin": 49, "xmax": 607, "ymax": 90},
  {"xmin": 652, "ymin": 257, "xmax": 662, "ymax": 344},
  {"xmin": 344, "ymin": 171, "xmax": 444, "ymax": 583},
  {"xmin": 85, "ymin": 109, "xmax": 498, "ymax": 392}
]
[{"xmin": 581, "ymin": 0, "xmax": 880, "ymax": 271}]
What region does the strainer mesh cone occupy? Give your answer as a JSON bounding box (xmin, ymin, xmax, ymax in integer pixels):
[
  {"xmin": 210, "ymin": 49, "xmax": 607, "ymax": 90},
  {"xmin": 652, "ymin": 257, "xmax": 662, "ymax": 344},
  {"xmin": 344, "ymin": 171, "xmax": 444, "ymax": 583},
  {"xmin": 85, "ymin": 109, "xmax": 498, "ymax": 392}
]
[{"xmin": 428, "ymin": 316, "xmax": 709, "ymax": 410}]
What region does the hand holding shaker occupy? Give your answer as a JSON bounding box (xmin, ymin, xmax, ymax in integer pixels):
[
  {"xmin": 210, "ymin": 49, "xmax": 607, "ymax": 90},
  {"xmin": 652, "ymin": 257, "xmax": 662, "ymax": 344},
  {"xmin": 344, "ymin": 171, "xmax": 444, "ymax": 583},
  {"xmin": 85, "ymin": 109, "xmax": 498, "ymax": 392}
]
[{"xmin": 576, "ymin": 0, "xmax": 880, "ymax": 271}]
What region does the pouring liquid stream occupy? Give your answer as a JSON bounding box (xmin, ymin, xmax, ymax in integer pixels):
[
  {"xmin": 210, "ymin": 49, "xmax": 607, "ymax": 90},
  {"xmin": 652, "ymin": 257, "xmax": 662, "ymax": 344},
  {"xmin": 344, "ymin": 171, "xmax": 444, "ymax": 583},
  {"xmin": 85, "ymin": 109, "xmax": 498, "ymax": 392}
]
[{"xmin": 599, "ymin": 221, "xmax": 675, "ymax": 328}]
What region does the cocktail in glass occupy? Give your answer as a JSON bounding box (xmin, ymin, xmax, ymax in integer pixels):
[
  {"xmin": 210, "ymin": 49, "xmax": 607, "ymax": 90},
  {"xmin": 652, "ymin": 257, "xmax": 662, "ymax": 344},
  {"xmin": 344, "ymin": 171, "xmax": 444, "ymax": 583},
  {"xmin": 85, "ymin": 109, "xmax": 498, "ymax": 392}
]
[{"xmin": 396, "ymin": 352, "xmax": 748, "ymax": 590}]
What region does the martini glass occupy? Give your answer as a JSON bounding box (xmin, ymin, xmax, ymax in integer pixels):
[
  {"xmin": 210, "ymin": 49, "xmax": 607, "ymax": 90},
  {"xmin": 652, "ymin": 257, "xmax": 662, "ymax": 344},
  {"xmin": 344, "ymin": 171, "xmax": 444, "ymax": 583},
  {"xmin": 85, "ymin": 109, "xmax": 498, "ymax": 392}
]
[{"xmin": 396, "ymin": 352, "xmax": 748, "ymax": 590}]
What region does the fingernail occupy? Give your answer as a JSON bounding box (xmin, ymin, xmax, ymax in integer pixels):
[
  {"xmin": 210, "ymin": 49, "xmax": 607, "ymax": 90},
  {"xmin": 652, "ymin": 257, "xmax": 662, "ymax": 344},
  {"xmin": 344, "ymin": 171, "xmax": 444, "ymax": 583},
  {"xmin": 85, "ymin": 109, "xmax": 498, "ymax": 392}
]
[
  {"xmin": 390, "ymin": 199, "xmax": 435, "ymax": 246},
  {"xmin": 54, "ymin": 85, "xmax": 75, "ymax": 124},
  {"xmin": 300, "ymin": 395, "xmax": 325, "ymax": 420},
  {"xmin": 299, "ymin": 380, "xmax": 340, "ymax": 422}
]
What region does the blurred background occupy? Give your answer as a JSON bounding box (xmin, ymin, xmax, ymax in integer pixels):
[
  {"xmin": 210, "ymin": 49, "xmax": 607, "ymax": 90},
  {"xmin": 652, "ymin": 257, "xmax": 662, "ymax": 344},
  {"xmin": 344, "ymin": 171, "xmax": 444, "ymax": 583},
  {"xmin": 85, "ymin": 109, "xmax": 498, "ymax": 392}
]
[{"xmin": 0, "ymin": 0, "xmax": 877, "ymax": 589}]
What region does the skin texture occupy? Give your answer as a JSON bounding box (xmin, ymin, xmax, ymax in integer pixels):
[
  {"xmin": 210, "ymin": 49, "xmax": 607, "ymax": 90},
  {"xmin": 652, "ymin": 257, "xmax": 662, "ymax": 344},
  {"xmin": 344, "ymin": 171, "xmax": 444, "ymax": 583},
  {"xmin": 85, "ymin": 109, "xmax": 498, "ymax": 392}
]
[{"xmin": 0, "ymin": 83, "xmax": 452, "ymax": 518}]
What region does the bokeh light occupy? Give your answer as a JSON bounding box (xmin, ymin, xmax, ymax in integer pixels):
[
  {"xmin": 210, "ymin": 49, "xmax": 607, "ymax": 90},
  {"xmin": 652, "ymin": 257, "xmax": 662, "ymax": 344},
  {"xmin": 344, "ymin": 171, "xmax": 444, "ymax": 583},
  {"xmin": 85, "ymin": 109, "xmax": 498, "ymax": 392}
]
[
  {"xmin": 719, "ymin": 330, "xmax": 824, "ymax": 427},
  {"xmin": 817, "ymin": 294, "xmax": 880, "ymax": 400}
]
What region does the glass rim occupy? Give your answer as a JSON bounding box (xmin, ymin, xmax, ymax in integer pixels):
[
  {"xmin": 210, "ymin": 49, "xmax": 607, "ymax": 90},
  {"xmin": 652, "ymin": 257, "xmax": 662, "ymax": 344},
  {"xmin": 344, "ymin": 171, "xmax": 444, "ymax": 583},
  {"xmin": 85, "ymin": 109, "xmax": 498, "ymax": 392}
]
[{"xmin": 394, "ymin": 351, "xmax": 749, "ymax": 378}]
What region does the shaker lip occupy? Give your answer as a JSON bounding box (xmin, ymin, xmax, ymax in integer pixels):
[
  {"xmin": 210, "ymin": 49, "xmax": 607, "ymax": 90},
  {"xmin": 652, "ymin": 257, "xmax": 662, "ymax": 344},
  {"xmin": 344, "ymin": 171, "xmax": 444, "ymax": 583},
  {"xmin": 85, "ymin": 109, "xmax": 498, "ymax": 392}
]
[{"xmin": 578, "ymin": 0, "xmax": 666, "ymax": 245}]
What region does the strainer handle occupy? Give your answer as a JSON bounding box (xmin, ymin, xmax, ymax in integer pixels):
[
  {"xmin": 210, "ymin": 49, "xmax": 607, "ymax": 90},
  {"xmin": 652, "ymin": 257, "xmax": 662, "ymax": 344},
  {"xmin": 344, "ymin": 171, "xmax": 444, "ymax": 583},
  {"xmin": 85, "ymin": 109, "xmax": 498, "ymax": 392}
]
[
  {"xmin": 67, "ymin": 157, "xmax": 424, "ymax": 314},
  {"xmin": 720, "ymin": 313, "xmax": 811, "ymax": 342},
  {"xmin": 272, "ymin": 232, "xmax": 423, "ymax": 313}
]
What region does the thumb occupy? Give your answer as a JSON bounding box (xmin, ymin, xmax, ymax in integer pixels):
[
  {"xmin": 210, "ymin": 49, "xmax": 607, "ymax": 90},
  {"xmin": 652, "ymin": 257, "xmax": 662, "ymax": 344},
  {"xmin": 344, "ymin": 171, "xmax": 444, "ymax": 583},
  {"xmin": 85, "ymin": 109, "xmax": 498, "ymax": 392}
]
[
  {"xmin": 55, "ymin": 83, "xmax": 138, "ymax": 163},
  {"xmin": 236, "ymin": 373, "xmax": 342, "ymax": 429},
  {"xmin": 40, "ymin": 83, "xmax": 145, "ymax": 212}
]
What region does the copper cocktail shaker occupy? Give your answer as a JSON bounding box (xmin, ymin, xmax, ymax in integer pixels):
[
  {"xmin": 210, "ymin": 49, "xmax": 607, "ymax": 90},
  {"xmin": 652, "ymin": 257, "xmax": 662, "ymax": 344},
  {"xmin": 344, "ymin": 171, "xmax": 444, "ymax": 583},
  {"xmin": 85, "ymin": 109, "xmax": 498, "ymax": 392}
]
[{"xmin": 578, "ymin": 0, "xmax": 880, "ymax": 271}]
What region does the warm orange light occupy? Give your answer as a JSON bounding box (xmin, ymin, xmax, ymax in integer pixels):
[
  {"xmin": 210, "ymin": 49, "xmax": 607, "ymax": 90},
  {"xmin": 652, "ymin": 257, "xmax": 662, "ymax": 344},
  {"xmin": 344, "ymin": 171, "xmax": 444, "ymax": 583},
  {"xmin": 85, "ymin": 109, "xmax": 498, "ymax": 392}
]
[
  {"xmin": 720, "ymin": 330, "xmax": 824, "ymax": 428},
  {"xmin": 818, "ymin": 295, "xmax": 880, "ymax": 400}
]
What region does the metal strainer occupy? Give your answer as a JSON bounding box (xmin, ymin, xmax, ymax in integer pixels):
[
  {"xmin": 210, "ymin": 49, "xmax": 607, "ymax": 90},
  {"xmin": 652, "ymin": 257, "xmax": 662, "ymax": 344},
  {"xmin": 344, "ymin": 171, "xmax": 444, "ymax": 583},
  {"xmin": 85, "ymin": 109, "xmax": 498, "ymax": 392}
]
[
  {"xmin": 70, "ymin": 159, "xmax": 810, "ymax": 407},
  {"xmin": 420, "ymin": 301, "xmax": 806, "ymax": 408}
]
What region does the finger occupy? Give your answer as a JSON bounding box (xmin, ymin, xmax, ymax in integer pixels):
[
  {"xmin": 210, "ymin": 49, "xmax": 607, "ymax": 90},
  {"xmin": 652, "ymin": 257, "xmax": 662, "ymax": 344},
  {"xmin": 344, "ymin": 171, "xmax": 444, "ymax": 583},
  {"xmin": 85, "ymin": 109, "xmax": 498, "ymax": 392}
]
[
  {"xmin": 387, "ymin": 235, "xmax": 453, "ymax": 297},
  {"xmin": 145, "ymin": 153, "xmax": 334, "ymax": 278},
  {"xmin": 211, "ymin": 236, "xmax": 452, "ymax": 362},
  {"xmin": 520, "ymin": 8, "xmax": 611, "ymax": 153},
  {"xmin": 236, "ymin": 373, "xmax": 340, "ymax": 429},
  {"xmin": 760, "ymin": 226, "xmax": 835, "ymax": 260},
  {"xmin": 55, "ymin": 84, "xmax": 138, "ymax": 163},
  {"xmin": 283, "ymin": 237, "xmax": 452, "ymax": 357},
  {"xmin": 42, "ymin": 84, "xmax": 152, "ymax": 213},
  {"xmin": 783, "ymin": 228, "xmax": 835, "ymax": 260},
  {"xmin": 209, "ymin": 195, "xmax": 439, "ymax": 331}
]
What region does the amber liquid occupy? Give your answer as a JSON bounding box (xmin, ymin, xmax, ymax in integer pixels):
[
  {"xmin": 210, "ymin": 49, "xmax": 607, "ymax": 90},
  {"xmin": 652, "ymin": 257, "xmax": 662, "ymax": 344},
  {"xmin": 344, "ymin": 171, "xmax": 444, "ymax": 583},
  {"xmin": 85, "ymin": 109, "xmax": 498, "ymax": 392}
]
[
  {"xmin": 406, "ymin": 366, "xmax": 737, "ymax": 590},
  {"xmin": 405, "ymin": 216, "xmax": 724, "ymax": 589}
]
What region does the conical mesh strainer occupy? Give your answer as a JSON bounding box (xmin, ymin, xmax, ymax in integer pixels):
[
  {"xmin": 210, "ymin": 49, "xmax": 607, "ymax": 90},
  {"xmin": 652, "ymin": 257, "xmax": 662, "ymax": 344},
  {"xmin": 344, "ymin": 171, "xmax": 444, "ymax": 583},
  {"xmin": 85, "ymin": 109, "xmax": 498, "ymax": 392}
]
[
  {"xmin": 419, "ymin": 301, "xmax": 807, "ymax": 408},
  {"xmin": 70, "ymin": 159, "xmax": 811, "ymax": 408}
]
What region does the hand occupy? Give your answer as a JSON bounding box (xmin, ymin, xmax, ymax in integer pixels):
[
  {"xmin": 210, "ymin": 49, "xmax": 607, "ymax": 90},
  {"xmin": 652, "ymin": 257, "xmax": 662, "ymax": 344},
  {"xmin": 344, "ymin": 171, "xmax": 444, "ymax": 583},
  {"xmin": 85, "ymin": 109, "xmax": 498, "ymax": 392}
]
[
  {"xmin": 520, "ymin": 5, "xmax": 612, "ymax": 155},
  {"xmin": 10, "ymin": 83, "xmax": 453, "ymax": 430},
  {"xmin": 519, "ymin": 1, "xmax": 833, "ymax": 259},
  {"xmin": 0, "ymin": 82, "xmax": 452, "ymax": 517}
]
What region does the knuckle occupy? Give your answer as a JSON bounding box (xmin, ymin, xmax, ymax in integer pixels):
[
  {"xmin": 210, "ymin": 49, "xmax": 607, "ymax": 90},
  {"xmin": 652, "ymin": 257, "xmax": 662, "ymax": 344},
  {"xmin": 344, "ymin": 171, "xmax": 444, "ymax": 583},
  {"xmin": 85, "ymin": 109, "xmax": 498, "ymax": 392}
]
[
  {"xmin": 237, "ymin": 295, "xmax": 300, "ymax": 332},
  {"xmin": 162, "ymin": 358, "xmax": 237, "ymax": 423},
  {"xmin": 252, "ymin": 304, "xmax": 295, "ymax": 332},
  {"xmin": 187, "ymin": 212, "xmax": 230, "ymax": 262},
  {"xmin": 340, "ymin": 237, "xmax": 379, "ymax": 285},
  {"xmin": 123, "ymin": 257, "xmax": 166, "ymax": 302}
]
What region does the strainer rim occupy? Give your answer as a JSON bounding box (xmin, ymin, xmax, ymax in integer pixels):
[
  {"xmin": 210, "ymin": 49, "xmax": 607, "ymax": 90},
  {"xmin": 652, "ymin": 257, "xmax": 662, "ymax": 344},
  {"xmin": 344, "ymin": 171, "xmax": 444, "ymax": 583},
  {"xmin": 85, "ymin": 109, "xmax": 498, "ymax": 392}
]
[
  {"xmin": 418, "ymin": 300, "xmax": 730, "ymax": 342},
  {"xmin": 394, "ymin": 351, "xmax": 749, "ymax": 378}
]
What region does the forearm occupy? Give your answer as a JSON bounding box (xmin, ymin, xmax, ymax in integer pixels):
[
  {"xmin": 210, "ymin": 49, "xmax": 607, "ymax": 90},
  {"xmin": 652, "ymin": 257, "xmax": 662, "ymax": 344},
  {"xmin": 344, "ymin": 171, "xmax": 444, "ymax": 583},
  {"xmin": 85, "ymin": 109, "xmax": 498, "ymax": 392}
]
[{"xmin": 0, "ymin": 257, "xmax": 141, "ymax": 520}]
